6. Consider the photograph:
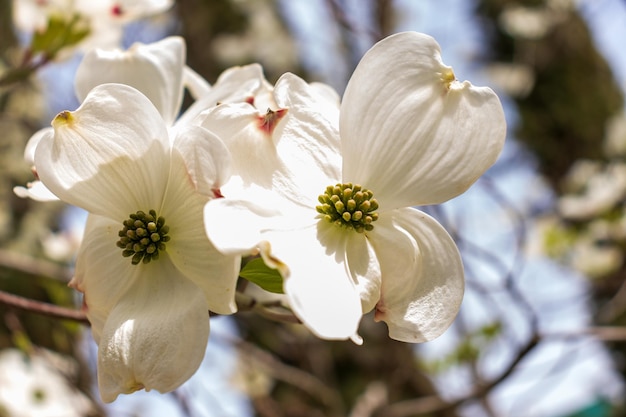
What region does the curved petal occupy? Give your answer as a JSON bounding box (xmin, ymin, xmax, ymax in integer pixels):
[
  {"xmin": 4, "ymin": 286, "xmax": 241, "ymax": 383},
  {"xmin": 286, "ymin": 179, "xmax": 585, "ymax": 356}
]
[
  {"xmin": 96, "ymin": 259, "xmax": 209, "ymax": 402},
  {"xmin": 161, "ymin": 151, "xmax": 239, "ymax": 315},
  {"xmin": 34, "ymin": 83, "xmax": 170, "ymax": 220},
  {"xmin": 14, "ymin": 128, "xmax": 59, "ymax": 201},
  {"xmin": 271, "ymin": 222, "xmax": 364, "ymax": 342},
  {"xmin": 341, "ymin": 32, "xmax": 506, "ymax": 209},
  {"xmin": 203, "ymin": 195, "xmax": 293, "ymax": 256},
  {"xmin": 370, "ymin": 207, "xmax": 464, "ymax": 343},
  {"xmin": 75, "ymin": 37, "xmax": 185, "ymax": 126},
  {"xmin": 13, "ymin": 181, "xmax": 59, "ymax": 202},
  {"xmin": 200, "ymin": 102, "xmax": 283, "ymax": 189},
  {"xmin": 183, "ymin": 66, "xmax": 212, "ymax": 99},
  {"xmin": 24, "ymin": 127, "xmax": 52, "ymax": 165},
  {"xmin": 172, "ymin": 125, "xmax": 232, "ymax": 198},
  {"xmin": 177, "ymin": 63, "xmax": 271, "ymax": 126},
  {"xmin": 272, "ymin": 73, "xmax": 342, "ymax": 205},
  {"xmin": 205, "ymin": 196, "xmax": 364, "ymax": 341},
  {"xmin": 70, "ymin": 214, "xmax": 143, "ymax": 344},
  {"xmin": 345, "ymin": 233, "xmax": 381, "ymax": 314}
]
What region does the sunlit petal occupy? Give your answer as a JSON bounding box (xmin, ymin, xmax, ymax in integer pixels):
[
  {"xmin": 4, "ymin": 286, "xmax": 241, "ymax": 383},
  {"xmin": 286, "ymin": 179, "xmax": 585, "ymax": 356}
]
[
  {"xmin": 177, "ymin": 63, "xmax": 272, "ymax": 126},
  {"xmin": 96, "ymin": 260, "xmax": 209, "ymax": 402},
  {"xmin": 162, "ymin": 151, "xmax": 239, "ymax": 315},
  {"xmin": 272, "ymin": 222, "xmax": 364, "ymax": 341},
  {"xmin": 199, "ymin": 103, "xmax": 282, "ymax": 190},
  {"xmin": 34, "ymin": 84, "xmax": 170, "ymax": 219},
  {"xmin": 371, "ymin": 208, "xmax": 464, "ymax": 342},
  {"xmin": 70, "ymin": 214, "xmax": 142, "ymax": 344},
  {"xmin": 341, "ymin": 32, "xmax": 506, "ymax": 209},
  {"xmin": 75, "ymin": 37, "xmax": 185, "ymax": 126},
  {"xmin": 172, "ymin": 125, "xmax": 231, "ymax": 198}
]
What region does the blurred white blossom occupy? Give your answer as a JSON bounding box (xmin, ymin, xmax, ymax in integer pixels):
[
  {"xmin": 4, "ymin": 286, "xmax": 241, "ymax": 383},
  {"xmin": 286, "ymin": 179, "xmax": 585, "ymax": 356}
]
[{"xmin": 0, "ymin": 348, "xmax": 94, "ymax": 417}]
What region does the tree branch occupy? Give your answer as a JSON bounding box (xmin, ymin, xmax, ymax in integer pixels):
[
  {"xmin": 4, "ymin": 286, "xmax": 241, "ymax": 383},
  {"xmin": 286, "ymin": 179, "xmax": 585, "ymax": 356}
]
[{"xmin": 0, "ymin": 289, "xmax": 88, "ymax": 324}]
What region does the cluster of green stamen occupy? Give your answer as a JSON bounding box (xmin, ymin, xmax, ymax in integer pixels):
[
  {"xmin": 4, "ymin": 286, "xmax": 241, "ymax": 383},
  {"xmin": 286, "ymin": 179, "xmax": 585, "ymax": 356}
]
[
  {"xmin": 116, "ymin": 210, "xmax": 170, "ymax": 265},
  {"xmin": 316, "ymin": 183, "xmax": 379, "ymax": 233}
]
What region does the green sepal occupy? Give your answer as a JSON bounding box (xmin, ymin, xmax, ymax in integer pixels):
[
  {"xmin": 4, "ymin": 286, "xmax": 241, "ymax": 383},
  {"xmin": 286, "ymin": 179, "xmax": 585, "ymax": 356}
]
[{"xmin": 239, "ymin": 257, "xmax": 284, "ymax": 294}]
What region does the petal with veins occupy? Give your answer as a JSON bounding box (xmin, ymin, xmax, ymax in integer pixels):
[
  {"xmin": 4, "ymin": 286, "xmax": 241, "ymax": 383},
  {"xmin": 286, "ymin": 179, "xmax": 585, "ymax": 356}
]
[
  {"xmin": 96, "ymin": 259, "xmax": 209, "ymax": 402},
  {"xmin": 75, "ymin": 37, "xmax": 185, "ymax": 126},
  {"xmin": 341, "ymin": 31, "xmax": 506, "ymax": 209},
  {"xmin": 200, "ymin": 103, "xmax": 282, "ymax": 189},
  {"xmin": 172, "ymin": 125, "xmax": 232, "ymax": 198},
  {"xmin": 273, "ymin": 222, "xmax": 364, "ymax": 341},
  {"xmin": 371, "ymin": 207, "xmax": 464, "ymax": 343},
  {"xmin": 71, "ymin": 214, "xmax": 143, "ymax": 344},
  {"xmin": 162, "ymin": 151, "xmax": 239, "ymax": 315},
  {"xmin": 35, "ymin": 84, "xmax": 170, "ymax": 220}
]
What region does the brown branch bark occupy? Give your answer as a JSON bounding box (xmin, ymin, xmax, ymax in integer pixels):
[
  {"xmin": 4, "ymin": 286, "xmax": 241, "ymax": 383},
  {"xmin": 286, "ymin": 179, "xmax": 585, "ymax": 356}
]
[{"xmin": 0, "ymin": 289, "xmax": 88, "ymax": 324}]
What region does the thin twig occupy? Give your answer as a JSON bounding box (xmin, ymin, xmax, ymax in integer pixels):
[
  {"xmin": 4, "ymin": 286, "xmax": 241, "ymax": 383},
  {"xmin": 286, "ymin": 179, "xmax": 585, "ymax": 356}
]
[
  {"xmin": 374, "ymin": 334, "xmax": 540, "ymax": 417},
  {"xmin": 0, "ymin": 289, "xmax": 88, "ymax": 324},
  {"xmin": 236, "ymin": 338, "xmax": 345, "ymax": 414},
  {"xmin": 0, "ymin": 249, "xmax": 73, "ymax": 282}
]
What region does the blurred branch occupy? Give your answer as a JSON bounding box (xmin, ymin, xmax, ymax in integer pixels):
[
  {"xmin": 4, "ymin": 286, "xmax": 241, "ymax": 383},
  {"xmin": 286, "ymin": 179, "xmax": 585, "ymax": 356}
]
[
  {"xmin": 0, "ymin": 248, "xmax": 73, "ymax": 282},
  {"xmin": 374, "ymin": 334, "xmax": 540, "ymax": 417},
  {"xmin": 0, "ymin": 289, "xmax": 88, "ymax": 324},
  {"xmin": 234, "ymin": 291, "xmax": 301, "ymax": 324},
  {"xmin": 236, "ymin": 337, "xmax": 346, "ymax": 415}
]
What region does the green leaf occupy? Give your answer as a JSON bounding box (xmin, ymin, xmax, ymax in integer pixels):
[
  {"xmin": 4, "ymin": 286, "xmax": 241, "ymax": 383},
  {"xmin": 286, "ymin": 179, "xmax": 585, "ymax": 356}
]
[
  {"xmin": 240, "ymin": 257, "xmax": 284, "ymax": 294},
  {"xmin": 30, "ymin": 13, "xmax": 90, "ymax": 58}
]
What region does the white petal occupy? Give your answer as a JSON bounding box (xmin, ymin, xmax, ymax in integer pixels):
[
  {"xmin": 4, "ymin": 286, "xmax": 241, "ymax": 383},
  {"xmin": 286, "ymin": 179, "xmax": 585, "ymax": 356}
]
[
  {"xmin": 199, "ymin": 103, "xmax": 283, "ymax": 190},
  {"xmin": 172, "ymin": 125, "xmax": 232, "ymax": 197},
  {"xmin": 370, "ymin": 207, "xmax": 464, "ymax": 343},
  {"xmin": 183, "ymin": 66, "xmax": 212, "ymax": 99},
  {"xmin": 273, "ymin": 74, "xmax": 342, "ymax": 192},
  {"xmin": 70, "ymin": 214, "xmax": 143, "ymax": 344},
  {"xmin": 75, "ymin": 0, "xmax": 173, "ymax": 22},
  {"xmin": 75, "ymin": 37, "xmax": 185, "ymax": 126},
  {"xmin": 13, "ymin": 181, "xmax": 59, "ymax": 202},
  {"xmin": 177, "ymin": 63, "xmax": 271, "ymax": 126},
  {"xmin": 345, "ymin": 232, "xmax": 381, "ymax": 314},
  {"xmin": 34, "ymin": 83, "xmax": 171, "ymax": 220},
  {"xmin": 161, "ymin": 151, "xmax": 239, "ymax": 315},
  {"xmin": 24, "ymin": 127, "xmax": 52, "ymax": 165},
  {"xmin": 96, "ymin": 260, "xmax": 209, "ymax": 402},
  {"xmin": 272, "ymin": 222, "xmax": 364, "ymax": 341},
  {"xmin": 206, "ymin": 196, "xmax": 364, "ymax": 340},
  {"xmin": 195, "ymin": 73, "xmax": 342, "ymax": 207},
  {"xmin": 204, "ymin": 196, "xmax": 287, "ymax": 256},
  {"xmin": 341, "ymin": 32, "xmax": 506, "ymax": 208}
]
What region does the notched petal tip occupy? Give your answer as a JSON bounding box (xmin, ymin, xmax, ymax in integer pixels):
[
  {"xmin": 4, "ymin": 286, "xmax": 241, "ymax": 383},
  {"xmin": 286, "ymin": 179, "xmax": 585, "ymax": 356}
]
[
  {"xmin": 257, "ymin": 108, "xmax": 288, "ymax": 135},
  {"xmin": 52, "ymin": 110, "xmax": 75, "ymax": 128},
  {"xmin": 258, "ymin": 240, "xmax": 291, "ymax": 278}
]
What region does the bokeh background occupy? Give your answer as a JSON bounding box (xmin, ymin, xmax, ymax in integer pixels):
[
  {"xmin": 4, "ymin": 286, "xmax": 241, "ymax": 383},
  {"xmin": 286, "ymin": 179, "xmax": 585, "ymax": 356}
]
[{"xmin": 2, "ymin": 0, "xmax": 626, "ymax": 416}]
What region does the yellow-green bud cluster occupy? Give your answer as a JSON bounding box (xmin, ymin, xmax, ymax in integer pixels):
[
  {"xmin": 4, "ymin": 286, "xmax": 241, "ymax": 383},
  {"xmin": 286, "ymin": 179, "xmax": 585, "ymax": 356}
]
[
  {"xmin": 316, "ymin": 183, "xmax": 379, "ymax": 233},
  {"xmin": 116, "ymin": 209, "xmax": 170, "ymax": 265}
]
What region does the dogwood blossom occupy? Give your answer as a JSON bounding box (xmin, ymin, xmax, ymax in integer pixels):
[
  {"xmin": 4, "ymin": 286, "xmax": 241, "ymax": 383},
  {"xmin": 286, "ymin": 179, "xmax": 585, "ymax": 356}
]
[
  {"xmin": 12, "ymin": 0, "xmax": 173, "ymax": 53},
  {"xmin": 34, "ymin": 83, "xmax": 239, "ymax": 401},
  {"xmin": 204, "ymin": 32, "xmax": 506, "ymax": 343},
  {"xmin": 15, "ymin": 36, "xmax": 188, "ymax": 201},
  {"xmin": 14, "ymin": 38, "xmax": 296, "ymax": 200}
]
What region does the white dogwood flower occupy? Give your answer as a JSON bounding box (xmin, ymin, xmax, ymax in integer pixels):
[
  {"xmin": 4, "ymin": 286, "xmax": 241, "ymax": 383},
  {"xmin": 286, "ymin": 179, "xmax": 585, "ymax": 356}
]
[
  {"xmin": 14, "ymin": 39, "xmax": 291, "ymax": 201},
  {"xmin": 34, "ymin": 83, "xmax": 239, "ymax": 402},
  {"xmin": 204, "ymin": 32, "xmax": 506, "ymax": 343},
  {"xmin": 12, "ymin": 0, "xmax": 173, "ymax": 53}
]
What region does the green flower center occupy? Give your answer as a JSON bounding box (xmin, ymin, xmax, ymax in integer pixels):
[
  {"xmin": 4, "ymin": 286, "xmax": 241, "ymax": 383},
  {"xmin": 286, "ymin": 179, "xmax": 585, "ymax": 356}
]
[
  {"xmin": 116, "ymin": 209, "xmax": 170, "ymax": 265},
  {"xmin": 316, "ymin": 183, "xmax": 379, "ymax": 233}
]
